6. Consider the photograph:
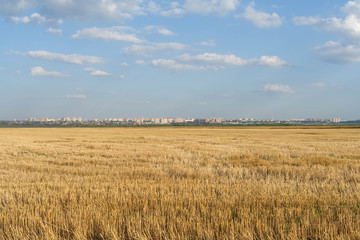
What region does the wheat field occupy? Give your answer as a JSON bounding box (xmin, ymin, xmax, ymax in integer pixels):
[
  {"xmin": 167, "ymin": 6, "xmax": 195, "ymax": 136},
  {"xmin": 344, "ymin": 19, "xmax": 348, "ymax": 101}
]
[{"xmin": 0, "ymin": 127, "xmax": 359, "ymax": 239}]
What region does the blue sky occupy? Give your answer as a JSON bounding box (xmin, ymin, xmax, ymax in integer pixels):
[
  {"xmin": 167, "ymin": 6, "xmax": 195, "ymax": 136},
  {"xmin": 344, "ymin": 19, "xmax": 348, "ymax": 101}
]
[{"xmin": 0, "ymin": 0, "xmax": 359, "ymax": 120}]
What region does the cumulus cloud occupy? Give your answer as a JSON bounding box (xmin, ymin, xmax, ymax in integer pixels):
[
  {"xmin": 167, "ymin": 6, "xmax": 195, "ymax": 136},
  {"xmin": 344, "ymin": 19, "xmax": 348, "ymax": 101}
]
[
  {"xmin": 342, "ymin": 0, "xmax": 360, "ymax": 15},
  {"xmin": 293, "ymin": 15, "xmax": 360, "ymax": 40},
  {"xmin": 84, "ymin": 67, "xmax": 112, "ymax": 76},
  {"xmin": 160, "ymin": 2, "xmax": 185, "ymax": 17},
  {"xmin": 8, "ymin": 13, "xmax": 62, "ymax": 26},
  {"xmin": 0, "ymin": 0, "xmax": 152, "ymax": 21},
  {"xmin": 293, "ymin": 0, "xmax": 360, "ymax": 63},
  {"xmin": 159, "ymin": 0, "xmax": 238, "ymax": 17},
  {"xmin": 314, "ymin": 41, "xmax": 360, "ymax": 63},
  {"xmin": 123, "ymin": 42, "xmax": 188, "ymax": 56},
  {"xmin": 161, "ymin": 8, "xmax": 185, "ymax": 17},
  {"xmin": 42, "ymin": 0, "xmax": 146, "ymax": 22},
  {"xmin": 177, "ymin": 53, "xmax": 288, "ymax": 67},
  {"xmin": 152, "ymin": 52, "xmax": 288, "ymax": 72},
  {"xmin": 293, "ymin": 16, "xmax": 322, "ymax": 26},
  {"xmin": 47, "ymin": 27, "xmax": 62, "ymax": 35},
  {"xmin": 65, "ymin": 95, "xmax": 86, "ymax": 99},
  {"xmin": 73, "ymin": 26, "xmax": 143, "ymax": 43},
  {"xmin": 238, "ymin": 2, "xmax": 283, "ymax": 28},
  {"xmin": 25, "ymin": 50, "xmax": 102, "ymax": 65},
  {"xmin": 30, "ymin": 66, "xmax": 68, "ymax": 78},
  {"xmin": 177, "ymin": 53, "xmax": 246, "ymax": 65},
  {"xmin": 263, "ymin": 84, "xmax": 294, "ymax": 93},
  {"xmin": 0, "ymin": 0, "xmax": 33, "ymax": 15},
  {"xmin": 152, "ymin": 59, "xmax": 219, "ymax": 71},
  {"xmin": 147, "ymin": 1, "xmax": 161, "ymax": 14},
  {"xmin": 157, "ymin": 28, "xmax": 175, "ymax": 36},
  {"xmin": 0, "ymin": 0, "xmax": 240, "ymax": 20},
  {"xmin": 184, "ymin": 0, "xmax": 238, "ymax": 15},
  {"xmin": 7, "ymin": 12, "xmax": 63, "ymax": 34},
  {"xmin": 256, "ymin": 56, "xmax": 288, "ymax": 67},
  {"xmin": 145, "ymin": 26, "xmax": 176, "ymax": 36}
]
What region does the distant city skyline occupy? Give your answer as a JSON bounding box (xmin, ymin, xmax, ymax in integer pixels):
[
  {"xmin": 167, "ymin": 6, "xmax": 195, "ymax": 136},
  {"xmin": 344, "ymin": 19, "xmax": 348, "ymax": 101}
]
[
  {"xmin": 1, "ymin": 0, "xmax": 360, "ymax": 120},
  {"xmin": 4, "ymin": 116, "xmax": 343, "ymax": 126},
  {"xmin": 21, "ymin": 116, "xmax": 343, "ymax": 123}
]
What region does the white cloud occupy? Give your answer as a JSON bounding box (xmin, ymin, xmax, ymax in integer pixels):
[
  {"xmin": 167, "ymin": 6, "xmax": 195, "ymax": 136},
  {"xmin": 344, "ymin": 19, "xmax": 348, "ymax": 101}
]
[
  {"xmin": 9, "ymin": 13, "xmax": 62, "ymax": 26},
  {"xmin": 73, "ymin": 26, "xmax": 143, "ymax": 43},
  {"xmin": 0, "ymin": 1, "xmax": 146, "ymax": 21},
  {"xmin": 161, "ymin": 8, "xmax": 185, "ymax": 17},
  {"xmin": 47, "ymin": 27, "xmax": 62, "ymax": 35},
  {"xmin": 26, "ymin": 50, "xmax": 102, "ymax": 65},
  {"xmin": 293, "ymin": 16, "xmax": 322, "ymax": 26},
  {"xmin": 184, "ymin": 0, "xmax": 238, "ymax": 15},
  {"xmin": 314, "ymin": 41, "xmax": 360, "ymax": 63},
  {"xmin": 293, "ymin": 1, "xmax": 360, "ymax": 63},
  {"xmin": 263, "ymin": 84, "xmax": 293, "ymax": 93},
  {"xmin": 0, "ymin": 0, "xmax": 240, "ymax": 19},
  {"xmin": 123, "ymin": 42, "xmax": 188, "ymax": 56},
  {"xmin": 199, "ymin": 40, "xmax": 216, "ymax": 46},
  {"xmin": 177, "ymin": 53, "xmax": 288, "ymax": 67},
  {"xmin": 147, "ymin": 1, "xmax": 161, "ymax": 14},
  {"xmin": 256, "ymin": 56, "xmax": 288, "ymax": 67},
  {"xmin": 39, "ymin": 0, "xmax": 146, "ymax": 22},
  {"xmin": 150, "ymin": 52, "xmax": 288, "ymax": 72},
  {"xmin": 160, "ymin": 2, "xmax": 185, "ymax": 17},
  {"xmin": 84, "ymin": 67, "xmax": 112, "ymax": 76},
  {"xmin": 65, "ymin": 95, "xmax": 86, "ymax": 99},
  {"xmin": 157, "ymin": 28, "xmax": 176, "ymax": 36},
  {"xmin": 342, "ymin": 0, "xmax": 360, "ymax": 15},
  {"xmin": 8, "ymin": 12, "xmax": 63, "ymax": 34},
  {"xmin": 152, "ymin": 59, "xmax": 219, "ymax": 71},
  {"xmin": 0, "ymin": 0, "xmax": 34, "ymax": 15},
  {"xmin": 177, "ymin": 53, "xmax": 246, "ymax": 65},
  {"xmin": 293, "ymin": 15, "xmax": 360, "ymax": 40},
  {"xmin": 293, "ymin": 2, "xmax": 360, "ymax": 39},
  {"xmin": 119, "ymin": 75, "xmax": 125, "ymax": 79},
  {"xmin": 145, "ymin": 26, "xmax": 176, "ymax": 36},
  {"xmin": 0, "ymin": 67, "xmax": 4, "ymax": 70},
  {"xmin": 238, "ymin": 2, "xmax": 283, "ymax": 28},
  {"xmin": 30, "ymin": 66, "xmax": 68, "ymax": 78}
]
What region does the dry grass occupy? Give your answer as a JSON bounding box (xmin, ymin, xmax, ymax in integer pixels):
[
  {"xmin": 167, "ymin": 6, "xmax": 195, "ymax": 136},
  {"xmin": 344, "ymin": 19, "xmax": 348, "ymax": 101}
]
[{"xmin": 0, "ymin": 127, "xmax": 359, "ymax": 239}]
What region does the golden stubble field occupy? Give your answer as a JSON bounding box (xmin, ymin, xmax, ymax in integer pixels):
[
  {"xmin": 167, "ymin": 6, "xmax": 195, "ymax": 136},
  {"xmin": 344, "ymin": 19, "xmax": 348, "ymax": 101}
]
[{"xmin": 0, "ymin": 127, "xmax": 359, "ymax": 239}]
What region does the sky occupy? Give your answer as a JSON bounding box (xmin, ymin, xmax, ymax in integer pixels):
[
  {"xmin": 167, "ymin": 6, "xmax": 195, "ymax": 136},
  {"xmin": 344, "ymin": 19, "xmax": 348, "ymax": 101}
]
[{"xmin": 0, "ymin": 0, "xmax": 359, "ymax": 120}]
